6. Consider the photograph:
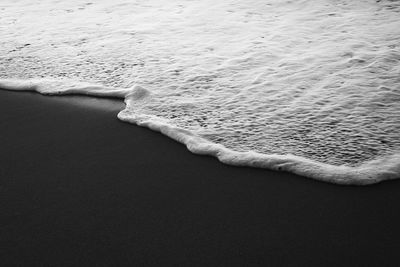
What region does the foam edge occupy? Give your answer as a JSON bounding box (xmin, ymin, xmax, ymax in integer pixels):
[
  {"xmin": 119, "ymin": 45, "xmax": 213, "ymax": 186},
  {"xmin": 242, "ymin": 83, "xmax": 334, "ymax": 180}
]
[
  {"xmin": 118, "ymin": 109, "xmax": 400, "ymax": 185},
  {"xmin": 1, "ymin": 78, "xmax": 399, "ymax": 185}
]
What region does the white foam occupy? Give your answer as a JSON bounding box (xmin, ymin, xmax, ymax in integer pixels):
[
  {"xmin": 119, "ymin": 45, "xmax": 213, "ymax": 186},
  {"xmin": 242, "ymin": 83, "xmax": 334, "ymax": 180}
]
[
  {"xmin": 1, "ymin": 0, "xmax": 400, "ymax": 184},
  {"xmin": 1, "ymin": 78, "xmax": 399, "ymax": 185}
]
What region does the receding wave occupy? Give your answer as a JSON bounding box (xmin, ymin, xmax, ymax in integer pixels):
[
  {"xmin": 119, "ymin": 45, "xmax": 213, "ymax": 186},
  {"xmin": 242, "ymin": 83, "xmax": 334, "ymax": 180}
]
[{"xmin": 1, "ymin": 0, "xmax": 400, "ymax": 184}]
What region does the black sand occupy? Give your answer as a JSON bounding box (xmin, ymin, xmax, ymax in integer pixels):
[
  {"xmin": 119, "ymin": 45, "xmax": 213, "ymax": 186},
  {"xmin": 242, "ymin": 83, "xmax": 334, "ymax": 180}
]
[{"xmin": 1, "ymin": 90, "xmax": 399, "ymax": 266}]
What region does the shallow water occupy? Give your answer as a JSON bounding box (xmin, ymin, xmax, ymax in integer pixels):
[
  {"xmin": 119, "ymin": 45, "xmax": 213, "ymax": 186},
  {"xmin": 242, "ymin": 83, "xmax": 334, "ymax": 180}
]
[{"xmin": 1, "ymin": 0, "xmax": 399, "ymax": 184}]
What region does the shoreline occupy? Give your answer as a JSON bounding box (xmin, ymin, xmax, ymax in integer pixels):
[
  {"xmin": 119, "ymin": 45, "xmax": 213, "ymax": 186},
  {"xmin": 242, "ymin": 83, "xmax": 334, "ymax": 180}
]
[
  {"xmin": 1, "ymin": 78, "xmax": 398, "ymax": 185},
  {"xmin": 1, "ymin": 90, "xmax": 400, "ymax": 266}
]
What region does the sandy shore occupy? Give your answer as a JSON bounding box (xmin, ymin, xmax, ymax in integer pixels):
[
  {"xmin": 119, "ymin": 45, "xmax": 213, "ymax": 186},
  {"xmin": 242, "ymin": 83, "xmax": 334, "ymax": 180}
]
[{"xmin": 1, "ymin": 90, "xmax": 399, "ymax": 266}]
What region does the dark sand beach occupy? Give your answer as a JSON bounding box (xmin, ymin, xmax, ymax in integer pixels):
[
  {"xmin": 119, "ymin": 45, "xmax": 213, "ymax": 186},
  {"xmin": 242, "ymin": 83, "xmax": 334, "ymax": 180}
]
[{"xmin": 1, "ymin": 90, "xmax": 400, "ymax": 266}]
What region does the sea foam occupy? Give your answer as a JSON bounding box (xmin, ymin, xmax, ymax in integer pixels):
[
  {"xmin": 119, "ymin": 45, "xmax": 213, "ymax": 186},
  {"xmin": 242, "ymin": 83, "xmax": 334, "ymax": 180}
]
[
  {"xmin": 1, "ymin": 78, "xmax": 399, "ymax": 185},
  {"xmin": 1, "ymin": 0, "xmax": 400, "ymax": 184}
]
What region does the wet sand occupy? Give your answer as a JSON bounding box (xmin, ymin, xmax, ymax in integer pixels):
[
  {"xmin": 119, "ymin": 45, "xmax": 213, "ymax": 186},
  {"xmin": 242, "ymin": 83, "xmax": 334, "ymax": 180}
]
[{"xmin": 0, "ymin": 90, "xmax": 399, "ymax": 266}]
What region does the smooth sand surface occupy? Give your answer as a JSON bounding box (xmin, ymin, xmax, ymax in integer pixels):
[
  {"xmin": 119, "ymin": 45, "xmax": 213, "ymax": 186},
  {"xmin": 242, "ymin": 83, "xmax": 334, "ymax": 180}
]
[{"xmin": 1, "ymin": 90, "xmax": 400, "ymax": 266}]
